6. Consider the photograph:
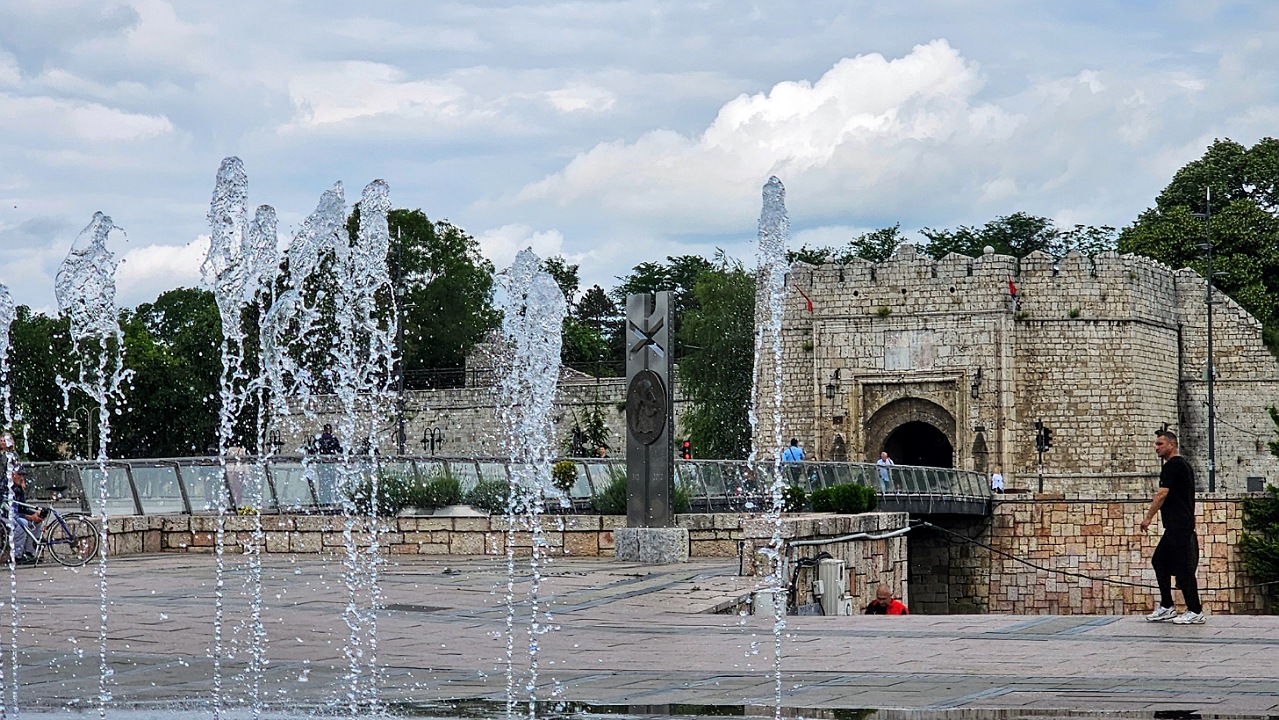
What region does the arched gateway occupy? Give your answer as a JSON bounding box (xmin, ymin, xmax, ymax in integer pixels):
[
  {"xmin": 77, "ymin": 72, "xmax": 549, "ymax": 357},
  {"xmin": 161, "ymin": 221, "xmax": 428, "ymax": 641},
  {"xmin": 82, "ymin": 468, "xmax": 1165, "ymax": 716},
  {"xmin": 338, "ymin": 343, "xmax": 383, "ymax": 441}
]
[{"xmin": 865, "ymin": 398, "xmax": 955, "ymax": 468}]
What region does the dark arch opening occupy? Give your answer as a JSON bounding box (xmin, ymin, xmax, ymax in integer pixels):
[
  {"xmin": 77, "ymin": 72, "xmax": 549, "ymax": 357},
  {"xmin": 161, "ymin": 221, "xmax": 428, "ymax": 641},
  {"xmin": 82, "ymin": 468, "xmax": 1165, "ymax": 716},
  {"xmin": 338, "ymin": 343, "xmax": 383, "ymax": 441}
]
[{"xmin": 884, "ymin": 421, "xmax": 954, "ymax": 468}]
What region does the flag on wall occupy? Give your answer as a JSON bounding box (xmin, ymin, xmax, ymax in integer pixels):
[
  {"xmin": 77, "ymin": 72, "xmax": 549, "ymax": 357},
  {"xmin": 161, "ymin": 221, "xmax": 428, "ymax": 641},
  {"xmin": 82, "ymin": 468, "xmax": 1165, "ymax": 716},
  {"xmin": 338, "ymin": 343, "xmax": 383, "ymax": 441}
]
[{"xmin": 797, "ymin": 286, "xmax": 814, "ymax": 313}]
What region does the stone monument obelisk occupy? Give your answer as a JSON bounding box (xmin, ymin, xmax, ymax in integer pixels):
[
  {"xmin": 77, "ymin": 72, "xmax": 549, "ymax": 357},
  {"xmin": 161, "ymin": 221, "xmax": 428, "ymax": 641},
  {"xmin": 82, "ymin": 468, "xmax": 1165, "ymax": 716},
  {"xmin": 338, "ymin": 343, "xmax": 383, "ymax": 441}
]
[{"xmin": 614, "ymin": 291, "xmax": 688, "ymax": 563}]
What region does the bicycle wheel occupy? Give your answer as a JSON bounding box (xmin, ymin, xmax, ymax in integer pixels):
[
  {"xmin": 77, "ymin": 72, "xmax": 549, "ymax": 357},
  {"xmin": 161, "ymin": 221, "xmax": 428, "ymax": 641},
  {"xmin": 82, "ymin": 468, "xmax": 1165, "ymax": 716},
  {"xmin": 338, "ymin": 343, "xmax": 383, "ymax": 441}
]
[{"xmin": 44, "ymin": 515, "xmax": 100, "ymax": 567}]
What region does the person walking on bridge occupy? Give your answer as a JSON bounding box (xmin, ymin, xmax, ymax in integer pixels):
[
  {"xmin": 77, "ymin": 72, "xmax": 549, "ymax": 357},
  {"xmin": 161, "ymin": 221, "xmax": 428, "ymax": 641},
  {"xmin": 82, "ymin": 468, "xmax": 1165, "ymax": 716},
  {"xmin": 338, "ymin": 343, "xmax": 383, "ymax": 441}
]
[{"xmin": 1140, "ymin": 430, "xmax": 1204, "ymax": 624}]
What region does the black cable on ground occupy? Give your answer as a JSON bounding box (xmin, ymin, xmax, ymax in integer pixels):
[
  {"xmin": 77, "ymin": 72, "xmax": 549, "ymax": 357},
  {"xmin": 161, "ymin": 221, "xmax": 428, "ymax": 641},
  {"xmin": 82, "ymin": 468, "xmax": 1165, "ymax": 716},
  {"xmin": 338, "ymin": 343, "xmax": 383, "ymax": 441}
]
[{"xmin": 912, "ymin": 520, "xmax": 1279, "ymax": 592}]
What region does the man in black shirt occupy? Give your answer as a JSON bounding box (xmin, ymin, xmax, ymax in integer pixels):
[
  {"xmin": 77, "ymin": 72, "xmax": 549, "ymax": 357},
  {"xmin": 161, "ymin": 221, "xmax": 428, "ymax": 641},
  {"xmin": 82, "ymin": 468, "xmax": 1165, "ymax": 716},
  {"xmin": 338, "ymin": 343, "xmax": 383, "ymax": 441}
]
[
  {"xmin": 9, "ymin": 465, "xmax": 45, "ymax": 564},
  {"xmin": 1140, "ymin": 430, "xmax": 1203, "ymax": 624}
]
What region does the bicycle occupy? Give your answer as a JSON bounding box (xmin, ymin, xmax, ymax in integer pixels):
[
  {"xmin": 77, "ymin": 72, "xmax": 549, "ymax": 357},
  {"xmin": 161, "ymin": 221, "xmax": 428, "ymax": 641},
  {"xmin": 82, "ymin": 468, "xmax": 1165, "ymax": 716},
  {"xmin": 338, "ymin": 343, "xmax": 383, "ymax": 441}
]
[{"xmin": 2, "ymin": 497, "xmax": 100, "ymax": 567}]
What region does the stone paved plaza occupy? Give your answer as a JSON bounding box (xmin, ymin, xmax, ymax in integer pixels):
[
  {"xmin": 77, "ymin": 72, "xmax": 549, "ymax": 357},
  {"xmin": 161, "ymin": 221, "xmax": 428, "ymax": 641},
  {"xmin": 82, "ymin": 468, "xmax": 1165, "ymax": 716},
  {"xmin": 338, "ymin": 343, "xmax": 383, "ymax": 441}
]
[{"xmin": 5, "ymin": 553, "xmax": 1278, "ymax": 717}]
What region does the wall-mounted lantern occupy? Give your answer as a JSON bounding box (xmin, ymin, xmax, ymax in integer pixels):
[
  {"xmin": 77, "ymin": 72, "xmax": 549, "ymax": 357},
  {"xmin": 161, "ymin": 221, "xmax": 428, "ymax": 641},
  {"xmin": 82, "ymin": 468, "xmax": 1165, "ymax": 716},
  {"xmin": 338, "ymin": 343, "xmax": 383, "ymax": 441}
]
[
  {"xmin": 824, "ymin": 368, "xmax": 842, "ymax": 400},
  {"xmin": 970, "ymin": 368, "xmax": 982, "ymax": 400}
]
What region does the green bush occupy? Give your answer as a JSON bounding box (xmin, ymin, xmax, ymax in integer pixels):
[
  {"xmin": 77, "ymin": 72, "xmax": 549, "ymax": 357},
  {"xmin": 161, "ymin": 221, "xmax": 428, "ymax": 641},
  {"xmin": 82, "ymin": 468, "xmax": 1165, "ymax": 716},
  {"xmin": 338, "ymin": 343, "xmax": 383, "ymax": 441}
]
[
  {"xmin": 425, "ymin": 473, "xmax": 464, "ymax": 507},
  {"xmin": 590, "ymin": 469, "xmax": 691, "ymax": 515},
  {"xmin": 782, "ymin": 484, "xmax": 807, "ymax": 512},
  {"xmin": 346, "ymin": 471, "xmax": 414, "ymax": 517},
  {"xmin": 809, "ymin": 483, "xmax": 877, "ymax": 514},
  {"xmin": 591, "ymin": 469, "xmax": 628, "ymax": 515},
  {"xmin": 552, "ymin": 460, "xmax": 578, "ymax": 495},
  {"xmin": 1241, "ymin": 483, "xmax": 1279, "ymax": 613},
  {"xmin": 464, "ymin": 478, "xmax": 510, "ymax": 514}
]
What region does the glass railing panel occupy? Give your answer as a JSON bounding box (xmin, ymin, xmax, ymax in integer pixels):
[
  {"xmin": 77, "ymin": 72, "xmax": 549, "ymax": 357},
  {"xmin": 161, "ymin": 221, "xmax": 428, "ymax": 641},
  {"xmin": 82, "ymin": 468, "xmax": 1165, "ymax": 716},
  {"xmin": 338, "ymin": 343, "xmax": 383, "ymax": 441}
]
[
  {"xmin": 700, "ymin": 463, "xmax": 726, "ymax": 496},
  {"xmin": 379, "ymin": 460, "xmax": 418, "ymax": 485},
  {"xmin": 581, "ymin": 462, "xmax": 610, "ymax": 494},
  {"xmin": 268, "ymin": 461, "xmax": 315, "ymax": 511},
  {"xmin": 179, "ymin": 464, "xmax": 230, "ymax": 512},
  {"xmin": 477, "ymin": 462, "xmax": 509, "ymax": 485},
  {"xmin": 309, "ymin": 461, "xmax": 342, "ymax": 507},
  {"xmin": 567, "ymin": 461, "xmax": 592, "ymax": 499},
  {"xmin": 130, "ymin": 463, "xmax": 186, "ymax": 514},
  {"xmin": 78, "ymin": 465, "xmax": 137, "ymax": 516},
  {"xmin": 444, "ymin": 460, "xmax": 480, "ymax": 493}
]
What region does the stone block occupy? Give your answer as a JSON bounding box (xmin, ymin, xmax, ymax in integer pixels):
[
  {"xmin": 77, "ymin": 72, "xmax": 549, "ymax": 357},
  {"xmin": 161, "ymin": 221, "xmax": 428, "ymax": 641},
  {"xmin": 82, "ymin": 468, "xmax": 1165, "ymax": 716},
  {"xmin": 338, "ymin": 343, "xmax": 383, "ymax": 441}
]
[
  {"xmin": 164, "ymin": 532, "xmax": 193, "ymax": 550},
  {"xmin": 265, "ymin": 532, "xmax": 291, "ymax": 553},
  {"xmin": 450, "ymin": 533, "xmax": 485, "ymax": 555},
  {"xmin": 290, "ymin": 532, "xmax": 321, "ymax": 553},
  {"xmin": 690, "ymin": 539, "xmax": 737, "ymax": 557},
  {"xmin": 453, "ymin": 518, "xmax": 491, "ymax": 533},
  {"xmin": 600, "ymin": 515, "xmax": 628, "ymax": 530},
  {"xmin": 614, "ymin": 527, "xmax": 688, "ymax": 564},
  {"xmin": 191, "ymin": 532, "xmax": 215, "ymax": 548},
  {"xmin": 419, "ymin": 543, "xmax": 450, "ymax": 555},
  {"xmin": 563, "ymin": 531, "xmax": 600, "ymax": 557}
]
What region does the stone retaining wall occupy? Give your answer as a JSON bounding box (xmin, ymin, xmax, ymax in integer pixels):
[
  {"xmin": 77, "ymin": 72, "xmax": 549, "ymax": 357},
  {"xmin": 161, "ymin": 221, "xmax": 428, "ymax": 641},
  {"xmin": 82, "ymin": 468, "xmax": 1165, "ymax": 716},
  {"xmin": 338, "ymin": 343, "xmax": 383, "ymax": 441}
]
[
  {"xmin": 738, "ymin": 512, "xmax": 911, "ymax": 610},
  {"xmin": 915, "ymin": 492, "xmax": 1266, "ymax": 616},
  {"xmin": 103, "ymin": 512, "xmax": 745, "ymax": 560}
]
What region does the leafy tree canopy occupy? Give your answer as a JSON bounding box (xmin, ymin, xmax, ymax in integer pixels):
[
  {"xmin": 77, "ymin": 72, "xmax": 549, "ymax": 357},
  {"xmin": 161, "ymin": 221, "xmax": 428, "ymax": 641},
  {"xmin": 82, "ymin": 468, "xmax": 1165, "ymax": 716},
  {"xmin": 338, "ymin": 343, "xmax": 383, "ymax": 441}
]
[
  {"xmin": 787, "ymin": 225, "xmax": 907, "ymax": 265},
  {"xmin": 389, "ymin": 209, "xmax": 499, "ymax": 383},
  {"xmin": 1119, "ymin": 138, "xmax": 1279, "ymax": 349},
  {"xmin": 920, "ymin": 212, "xmax": 1117, "ymax": 260},
  {"xmin": 677, "ymin": 252, "xmax": 755, "ymax": 460}
]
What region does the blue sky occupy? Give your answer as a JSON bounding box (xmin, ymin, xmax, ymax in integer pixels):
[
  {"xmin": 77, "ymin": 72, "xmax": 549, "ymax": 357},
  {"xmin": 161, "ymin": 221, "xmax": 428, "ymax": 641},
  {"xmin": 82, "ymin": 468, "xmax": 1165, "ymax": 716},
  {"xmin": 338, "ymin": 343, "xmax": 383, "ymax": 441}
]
[{"xmin": 2, "ymin": 1, "xmax": 1277, "ymax": 313}]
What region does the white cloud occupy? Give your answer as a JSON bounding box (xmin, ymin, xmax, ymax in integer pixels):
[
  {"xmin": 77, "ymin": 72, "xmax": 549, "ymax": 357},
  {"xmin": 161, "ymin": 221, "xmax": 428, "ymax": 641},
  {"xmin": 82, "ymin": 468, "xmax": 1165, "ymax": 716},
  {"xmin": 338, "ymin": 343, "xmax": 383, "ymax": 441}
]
[
  {"xmin": 476, "ymin": 224, "xmax": 565, "ymax": 271},
  {"xmin": 115, "ymin": 236, "xmax": 209, "ymax": 308},
  {"xmin": 0, "ymin": 94, "xmax": 172, "ymax": 141},
  {"xmin": 285, "ymin": 62, "xmax": 470, "ymax": 128},
  {"xmin": 545, "ymin": 83, "xmax": 616, "ymax": 114},
  {"xmin": 507, "ymin": 40, "xmax": 1021, "ymax": 232}
]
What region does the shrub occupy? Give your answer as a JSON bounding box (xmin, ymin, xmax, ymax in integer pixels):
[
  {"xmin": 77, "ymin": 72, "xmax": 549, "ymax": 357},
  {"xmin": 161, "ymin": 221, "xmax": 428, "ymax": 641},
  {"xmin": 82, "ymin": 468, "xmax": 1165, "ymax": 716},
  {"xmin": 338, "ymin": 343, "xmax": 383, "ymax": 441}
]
[
  {"xmin": 425, "ymin": 473, "xmax": 464, "ymax": 507},
  {"xmin": 552, "ymin": 460, "xmax": 578, "ymax": 495},
  {"xmin": 347, "ymin": 471, "xmax": 414, "ymax": 517},
  {"xmin": 589, "ymin": 469, "xmax": 691, "ymax": 515},
  {"xmin": 782, "ymin": 484, "xmax": 807, "ymax": 512},
  {"xmin": 464, "ymin": 478, "xmax": 510, "ymax": 514},
  {"xmin": 591, "ymin": 468, "xmax": 628, "ymax": 515},
  {"xmin": 809, "ymin": 483, "xmax": 877, "ymax": 514},
  {"xmin": 1240, "ymin": 483, "xmax": 1279, "ymax": 613}
]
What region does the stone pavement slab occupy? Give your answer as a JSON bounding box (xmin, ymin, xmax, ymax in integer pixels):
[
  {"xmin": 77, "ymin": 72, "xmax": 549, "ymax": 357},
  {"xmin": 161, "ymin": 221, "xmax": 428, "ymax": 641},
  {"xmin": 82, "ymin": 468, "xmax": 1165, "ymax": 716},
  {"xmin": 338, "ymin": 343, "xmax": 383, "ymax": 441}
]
[{"xmin": 2, "ymin": 553, "xmax": 1276, "ymax": 717}]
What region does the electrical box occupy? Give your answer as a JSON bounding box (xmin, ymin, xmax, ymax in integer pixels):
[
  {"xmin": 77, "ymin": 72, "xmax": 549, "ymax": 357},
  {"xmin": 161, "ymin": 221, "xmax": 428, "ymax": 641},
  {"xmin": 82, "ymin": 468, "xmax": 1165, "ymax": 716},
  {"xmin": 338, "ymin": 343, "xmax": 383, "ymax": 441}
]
[{"xmin": 816, "ymin": 558, "xmax": 851, "ymax": 616}]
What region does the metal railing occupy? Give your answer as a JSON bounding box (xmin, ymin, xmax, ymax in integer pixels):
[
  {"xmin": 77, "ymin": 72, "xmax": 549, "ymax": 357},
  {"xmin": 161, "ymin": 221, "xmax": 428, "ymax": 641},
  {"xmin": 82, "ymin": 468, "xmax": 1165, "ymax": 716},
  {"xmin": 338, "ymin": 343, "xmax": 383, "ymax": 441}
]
[{"xmin": 20, "ymin": 457, "xmax": 990, "ymax": 517}]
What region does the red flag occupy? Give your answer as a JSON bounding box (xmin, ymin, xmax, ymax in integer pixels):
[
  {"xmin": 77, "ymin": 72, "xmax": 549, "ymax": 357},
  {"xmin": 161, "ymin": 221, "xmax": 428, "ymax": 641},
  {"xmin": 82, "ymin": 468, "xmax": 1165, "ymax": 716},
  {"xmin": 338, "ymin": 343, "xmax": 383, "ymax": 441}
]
[
  {"xmin": 796, "ymin": 286, "xmax": 814, "ymax": 313},
  {"xmin": 1007, "ymin": 277, "xmax": 1017, "ymax": 298}
]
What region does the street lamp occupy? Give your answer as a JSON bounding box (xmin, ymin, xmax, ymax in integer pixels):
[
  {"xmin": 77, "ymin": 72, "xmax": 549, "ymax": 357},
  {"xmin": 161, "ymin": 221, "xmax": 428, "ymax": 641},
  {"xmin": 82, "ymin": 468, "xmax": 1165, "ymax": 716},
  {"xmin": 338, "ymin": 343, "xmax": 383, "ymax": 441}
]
[
  {"xmin": 824, "ymin": 368, "xmax": 841, "ymax": 400},
  {"xmin": 394, "ymin": 226, "xmax": 407, "ymax": 455},
  {"xmin": 422, "ymin": 426, "xmax": 445, "ymax": 456},
  {"xmin": 1193, "ymin": 188, "xmax": 1219, "ymax": 492}
]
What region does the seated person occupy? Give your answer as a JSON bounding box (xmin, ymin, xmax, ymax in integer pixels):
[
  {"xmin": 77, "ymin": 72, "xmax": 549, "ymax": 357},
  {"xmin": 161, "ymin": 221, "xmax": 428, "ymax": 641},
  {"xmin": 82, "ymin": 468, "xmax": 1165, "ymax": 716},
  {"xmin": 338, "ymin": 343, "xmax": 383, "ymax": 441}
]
[
  {"xmin": 9, "ymin": 465, "xmax": 45, "ymax": 564},
  {"xmin": 864, "ymin": 583, "xmax": 909, "ymax": 615}
]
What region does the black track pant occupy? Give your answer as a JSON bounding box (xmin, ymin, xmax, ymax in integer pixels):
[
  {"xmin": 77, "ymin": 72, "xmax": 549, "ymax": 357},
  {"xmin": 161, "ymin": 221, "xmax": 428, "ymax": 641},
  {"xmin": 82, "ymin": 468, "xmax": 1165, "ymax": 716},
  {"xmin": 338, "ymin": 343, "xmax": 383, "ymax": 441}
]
[{"xmin": 1153, "ymin": 529, "xmax": 1202, "ymax": 613}]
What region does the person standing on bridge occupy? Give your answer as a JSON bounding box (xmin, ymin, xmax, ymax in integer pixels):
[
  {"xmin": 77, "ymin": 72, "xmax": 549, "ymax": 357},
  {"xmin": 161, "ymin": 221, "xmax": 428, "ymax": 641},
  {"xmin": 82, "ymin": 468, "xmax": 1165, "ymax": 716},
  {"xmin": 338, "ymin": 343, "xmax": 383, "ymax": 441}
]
[
  {"xmin": 876, "ymin": 451, "xmax": 894, "ymax": 493},
  {"xmin": 1140, "ymin": 430, "xmax": 1204, "ymax": 625}
]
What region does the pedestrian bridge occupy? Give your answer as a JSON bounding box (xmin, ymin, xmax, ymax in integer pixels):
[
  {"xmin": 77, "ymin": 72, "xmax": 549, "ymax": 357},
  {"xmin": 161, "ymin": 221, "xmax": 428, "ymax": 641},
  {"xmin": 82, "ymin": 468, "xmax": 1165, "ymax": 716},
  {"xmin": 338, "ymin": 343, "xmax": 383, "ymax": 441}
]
[{"xmin": 21, "ymin": 457, "xmax": 992, "ymax": 517}]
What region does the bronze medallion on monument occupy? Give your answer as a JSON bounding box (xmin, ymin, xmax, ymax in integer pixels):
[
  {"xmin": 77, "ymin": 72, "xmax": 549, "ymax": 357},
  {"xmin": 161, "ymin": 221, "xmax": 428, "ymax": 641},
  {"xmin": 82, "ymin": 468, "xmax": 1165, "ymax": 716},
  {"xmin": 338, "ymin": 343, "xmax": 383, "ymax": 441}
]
[{"xmin": 626, "ymin": 369, "xmax": 667, "ymax": 445}]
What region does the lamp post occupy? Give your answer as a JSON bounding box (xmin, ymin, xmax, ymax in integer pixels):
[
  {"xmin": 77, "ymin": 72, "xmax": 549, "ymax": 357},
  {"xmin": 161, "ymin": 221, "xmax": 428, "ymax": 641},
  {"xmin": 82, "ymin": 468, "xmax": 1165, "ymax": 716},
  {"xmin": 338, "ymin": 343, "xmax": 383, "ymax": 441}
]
[
  {"xmin": 1193, "ymin": 188, "xmax": 1217, "ymax": 493},
  {"xmin": 422, "ymin": 426, "xmax": 444, "ymax": 456},
  {"xmin": 394, "ymin": 226, "xmax": 407, "ymax": 455}
]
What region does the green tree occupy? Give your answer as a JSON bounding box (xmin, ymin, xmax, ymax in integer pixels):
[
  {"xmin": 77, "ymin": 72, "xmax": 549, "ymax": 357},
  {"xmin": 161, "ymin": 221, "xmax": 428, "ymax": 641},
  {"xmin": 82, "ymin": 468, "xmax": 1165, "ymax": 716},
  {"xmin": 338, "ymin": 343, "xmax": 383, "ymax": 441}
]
[
  {"xmin": 389, "ymin": 210, "xmax": 498, "ymax": 385},
  {"xmin": 540, "ymin": 256, "xmax": 613, "ymax": 371},
  {"xmin": 114, "ymin": 288, "xmax": 222, "ymax": 457},
  {"xmin": 1239, "ymin": 405, "xmax": 1279, "ymax": 612},
  {"xmin": 786, "ymin": 225, "xmax": 906, "ymax": 265},
  {"xmin": 921, "ymin": 212, "xmax": 1116, "ymax": 260},
  {"xmin": 1119, "ymin": 138, "xmax": 1279, "ymax": 350},
  {"xmin": 677, "ymin": 254, "xmax": 755, "ymax": 459},
  {"xmin": 6, "ymin": 307, "xmax": 74, "ymax": 460}
]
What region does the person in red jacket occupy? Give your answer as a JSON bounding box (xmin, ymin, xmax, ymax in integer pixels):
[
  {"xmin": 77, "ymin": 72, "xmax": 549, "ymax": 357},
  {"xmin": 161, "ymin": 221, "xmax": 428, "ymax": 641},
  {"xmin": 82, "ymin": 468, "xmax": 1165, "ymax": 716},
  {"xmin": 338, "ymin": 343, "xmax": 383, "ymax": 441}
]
[{"xmin": 864, "ymin": 584, "xmax": 909, "ymax": 615}]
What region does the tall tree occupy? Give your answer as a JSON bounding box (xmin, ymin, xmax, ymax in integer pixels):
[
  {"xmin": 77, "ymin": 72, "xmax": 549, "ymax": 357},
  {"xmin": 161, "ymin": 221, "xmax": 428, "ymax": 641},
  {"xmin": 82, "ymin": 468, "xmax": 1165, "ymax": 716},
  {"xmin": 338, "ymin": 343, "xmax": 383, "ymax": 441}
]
[
  {"xmin": 677, "ymin": 254, "xmax": 755, "ymax": 460},
  {"xmin": 786, "ymin": 225, "xmax": 906, "ymax": 265},
  {"xmin": 389, "ymin": 209, "xmax": 498, "ymax": 386},
  {"xmin": 6, "ymin": 307, "xmax": 74, "ymax": 460},
  {"xmin": 921, "ymin": 212, "xmax": 1115, "ymax": 259},
  {"xmin": 1119, "ymin": 138, "xmax": 1279, "ymax": 350},
  {"xmin": 114, "ymin": 288, "xmax": 222, "ymax": 458}
]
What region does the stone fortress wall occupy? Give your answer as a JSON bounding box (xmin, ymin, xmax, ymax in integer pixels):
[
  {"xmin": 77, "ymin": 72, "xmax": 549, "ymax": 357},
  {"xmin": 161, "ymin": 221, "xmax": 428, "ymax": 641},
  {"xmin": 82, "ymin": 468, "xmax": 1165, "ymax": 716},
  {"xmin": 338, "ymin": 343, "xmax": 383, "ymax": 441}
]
[
  {"xmin": 756, "ymin": 244, "xmax": 1279, "ymax": 494},
  {"xmin": 279, "ymin": 367, "xmax": 686, "ymax": 461}
]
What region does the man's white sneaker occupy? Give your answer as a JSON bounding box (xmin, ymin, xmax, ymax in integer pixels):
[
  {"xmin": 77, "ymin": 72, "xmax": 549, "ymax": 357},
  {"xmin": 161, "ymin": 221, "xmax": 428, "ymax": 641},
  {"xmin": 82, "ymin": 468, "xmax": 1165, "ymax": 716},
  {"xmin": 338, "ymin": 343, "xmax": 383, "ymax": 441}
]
[
  {"xmin": 1172, "ymin": 611, "xmax": 1206, "ymax": 625},
  {"xmin": 1146, "ymin": 605, "xmax": 1178, "ymax": 622}
]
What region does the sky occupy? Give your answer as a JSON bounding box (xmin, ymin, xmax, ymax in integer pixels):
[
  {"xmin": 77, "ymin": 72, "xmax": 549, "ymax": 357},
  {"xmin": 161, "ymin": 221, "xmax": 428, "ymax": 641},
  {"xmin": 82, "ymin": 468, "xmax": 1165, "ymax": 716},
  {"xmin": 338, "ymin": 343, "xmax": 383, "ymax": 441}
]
[{"xmin": 2, "ymin": 1, "xmax": 1278, "ymax": 314}]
